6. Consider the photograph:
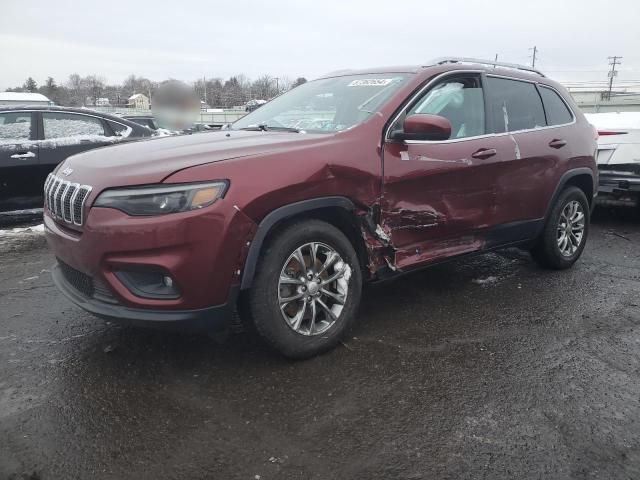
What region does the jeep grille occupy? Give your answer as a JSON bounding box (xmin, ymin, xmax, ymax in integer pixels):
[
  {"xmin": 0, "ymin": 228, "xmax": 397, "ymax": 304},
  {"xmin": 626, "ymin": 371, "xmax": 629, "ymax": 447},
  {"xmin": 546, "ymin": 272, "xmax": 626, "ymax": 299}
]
[{"xmin": 44, "ymin": 173, "xmax": 92, "ymax": 226}]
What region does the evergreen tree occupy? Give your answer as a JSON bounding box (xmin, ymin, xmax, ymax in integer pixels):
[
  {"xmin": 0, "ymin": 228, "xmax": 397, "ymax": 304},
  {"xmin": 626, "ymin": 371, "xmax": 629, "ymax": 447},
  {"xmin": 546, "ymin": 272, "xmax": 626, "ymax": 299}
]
[{"xmin": 23, "ymin": 77, "xmax": 38, "ymax": 92}]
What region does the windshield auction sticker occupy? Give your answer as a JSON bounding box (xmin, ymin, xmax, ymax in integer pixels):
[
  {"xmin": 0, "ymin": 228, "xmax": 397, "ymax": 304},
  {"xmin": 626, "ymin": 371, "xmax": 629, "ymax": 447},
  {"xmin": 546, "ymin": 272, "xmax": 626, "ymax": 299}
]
[{"xmin": 347, "ymin": 79, "xmax": 394, "ymax": 87}]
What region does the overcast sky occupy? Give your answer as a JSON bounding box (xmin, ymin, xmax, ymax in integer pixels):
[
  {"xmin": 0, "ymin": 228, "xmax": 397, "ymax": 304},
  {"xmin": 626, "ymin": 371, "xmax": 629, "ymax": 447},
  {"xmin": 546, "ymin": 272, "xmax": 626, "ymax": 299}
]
[{"xmin": 1, "ymin": 0, "xmax": 639, "ymax": 90}]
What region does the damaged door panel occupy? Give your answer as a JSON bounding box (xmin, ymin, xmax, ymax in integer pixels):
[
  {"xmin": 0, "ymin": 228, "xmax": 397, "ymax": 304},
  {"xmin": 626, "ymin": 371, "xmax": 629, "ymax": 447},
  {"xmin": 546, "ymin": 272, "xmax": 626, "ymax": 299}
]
[
  {"xmin": 381, "ymin": 139, "xmax": 514, "ymax": 269},
  {"xmin": 379, "ymin": 73, "xmax": 514, "ymax": 270}
]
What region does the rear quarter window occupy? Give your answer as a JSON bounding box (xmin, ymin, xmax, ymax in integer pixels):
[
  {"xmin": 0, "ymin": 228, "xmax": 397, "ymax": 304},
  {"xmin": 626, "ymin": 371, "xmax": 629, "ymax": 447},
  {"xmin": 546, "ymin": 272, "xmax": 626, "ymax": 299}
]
[
  {"xmin": 486, "ymin": 77, "xmax": 546, "ymax": 133},
  {"xmin": 107, "ymin": 120, "xmax": 133, "ymax": 137},
  {"xmin": 539, "ymin": 86, "xmax": 573, "ymax": 125}
]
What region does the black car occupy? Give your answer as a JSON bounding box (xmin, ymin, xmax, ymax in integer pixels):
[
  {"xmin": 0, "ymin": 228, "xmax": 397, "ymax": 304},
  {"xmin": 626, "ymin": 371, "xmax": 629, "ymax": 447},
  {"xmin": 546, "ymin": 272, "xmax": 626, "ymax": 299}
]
[
  {"xmin": 0, "ymin": 106, "xmax": 152, "ymax": 214},
  {"xmin": 123, "ymin": 115, "xmax": 216, "ymax": 134},
  {"xmin": 121, "ymin": 115, "xmax": 158, "ymax": 130}
]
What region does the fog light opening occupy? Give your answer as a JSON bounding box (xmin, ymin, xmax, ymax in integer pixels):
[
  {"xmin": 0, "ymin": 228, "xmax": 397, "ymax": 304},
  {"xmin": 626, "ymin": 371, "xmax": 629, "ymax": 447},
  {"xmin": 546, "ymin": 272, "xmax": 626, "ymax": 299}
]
[{"xmin": 114, "ymin": 270, "xmax": 180, "ymax": 300}]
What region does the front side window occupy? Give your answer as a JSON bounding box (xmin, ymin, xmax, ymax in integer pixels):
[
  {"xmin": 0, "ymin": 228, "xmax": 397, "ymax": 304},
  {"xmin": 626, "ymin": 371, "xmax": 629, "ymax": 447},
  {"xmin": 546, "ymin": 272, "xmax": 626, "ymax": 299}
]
[
  {"xmin": 232, "ymin": 74, "xmax": 409, "ymax": 133},
  {"xmin": 486, "ymin": 77, "xmax": 546, "ymax": 133},
  {"xmin": 404, "ymin": 75, "xmax": 485, "ymax": 139},
  {"xmin": 0, "ymin": 112, "xmax": 32, "ymax": 144},
  {"xmin": 43, "ymin": 112, "xmax": 106, "ymax": 139},
  {"xmin": 539, "ymin": 86, "xmax": 573, "ymax": 125}
]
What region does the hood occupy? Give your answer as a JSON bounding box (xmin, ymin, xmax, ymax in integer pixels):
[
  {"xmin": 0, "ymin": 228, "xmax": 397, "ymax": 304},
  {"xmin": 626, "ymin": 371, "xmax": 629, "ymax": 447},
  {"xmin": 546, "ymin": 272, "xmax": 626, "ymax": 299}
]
[{"xmin": 58, "ymin": 130, "xmax": 331, "ymax": 189}]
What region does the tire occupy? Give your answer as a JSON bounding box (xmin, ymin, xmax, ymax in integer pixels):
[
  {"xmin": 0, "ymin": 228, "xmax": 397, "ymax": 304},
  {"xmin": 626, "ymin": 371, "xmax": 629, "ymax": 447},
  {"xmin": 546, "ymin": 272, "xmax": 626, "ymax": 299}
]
[
  {"xmin": 248, "ymin": 219, "xmax": 362, "ymax": 359},
  {"xmin": 531, "ymin": 186, "xmax": 590, "ymax": 269}
]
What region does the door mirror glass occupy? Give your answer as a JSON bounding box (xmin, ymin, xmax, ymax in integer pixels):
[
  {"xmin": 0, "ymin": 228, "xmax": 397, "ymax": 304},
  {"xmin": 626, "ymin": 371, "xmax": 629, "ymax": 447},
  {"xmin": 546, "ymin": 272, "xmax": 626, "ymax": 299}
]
[{"xmin": 400, "ymin": 114, "xmax": 452, "ymax": 141}]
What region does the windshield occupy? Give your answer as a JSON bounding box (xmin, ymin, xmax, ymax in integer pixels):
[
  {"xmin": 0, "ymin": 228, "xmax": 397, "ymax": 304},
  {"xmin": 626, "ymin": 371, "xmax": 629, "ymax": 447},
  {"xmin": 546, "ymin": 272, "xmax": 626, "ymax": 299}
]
[{"xmin": 232, "ymin": 74, "xmax": 409, "ymax": 133}]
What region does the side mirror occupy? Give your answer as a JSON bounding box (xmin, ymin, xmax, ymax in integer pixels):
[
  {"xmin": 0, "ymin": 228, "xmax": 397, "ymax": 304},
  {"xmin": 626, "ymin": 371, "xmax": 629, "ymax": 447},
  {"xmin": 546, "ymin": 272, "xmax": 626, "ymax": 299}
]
[{"xmin": 392, "ymin": 114, "xmax": 452, "ymax": 142}]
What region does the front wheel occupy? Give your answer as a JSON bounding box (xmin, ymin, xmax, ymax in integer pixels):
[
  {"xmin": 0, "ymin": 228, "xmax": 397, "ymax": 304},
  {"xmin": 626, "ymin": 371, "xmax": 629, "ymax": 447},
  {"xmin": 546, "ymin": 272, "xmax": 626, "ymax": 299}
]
[
  {"xmin": 248, "ymin": 219, "xmax": 362, "ymax": 359},
  {"xmin": 531, "ymin": 186, "xmax": 590, "ymax": 269}
]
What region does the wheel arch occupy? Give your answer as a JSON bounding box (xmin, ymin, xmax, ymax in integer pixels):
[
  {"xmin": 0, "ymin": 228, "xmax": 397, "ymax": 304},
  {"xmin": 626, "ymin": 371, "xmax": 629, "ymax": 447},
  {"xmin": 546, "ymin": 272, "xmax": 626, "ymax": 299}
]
[
  {"xmin": 544, "ymin": 168, "xmax": 595, "ymax": 223},
  {"xmin": 240, "ymin": 196, "xmax": 369, "ymax": 290}
]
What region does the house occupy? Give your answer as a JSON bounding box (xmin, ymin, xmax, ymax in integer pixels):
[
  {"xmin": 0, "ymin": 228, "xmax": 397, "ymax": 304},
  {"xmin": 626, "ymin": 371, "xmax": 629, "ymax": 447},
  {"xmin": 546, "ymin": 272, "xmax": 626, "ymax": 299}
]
[
  {"xmin": 0, "ymin": 92, "xmax": 52, "ymax": 106},
  {"xmin": 96, "ymin": 97, "xmax": 110, "ymax": 106},
  {"xmin": 128, "ymin": 93, "xmax": 150, "ymax": 110}
]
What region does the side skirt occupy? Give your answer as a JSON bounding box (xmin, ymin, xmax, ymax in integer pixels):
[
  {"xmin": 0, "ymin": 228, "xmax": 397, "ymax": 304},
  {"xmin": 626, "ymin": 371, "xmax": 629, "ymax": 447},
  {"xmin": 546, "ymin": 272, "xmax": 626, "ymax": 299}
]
[{"xmin": 371, "ymin": 218, "xmax": 543, "ymax": 283}]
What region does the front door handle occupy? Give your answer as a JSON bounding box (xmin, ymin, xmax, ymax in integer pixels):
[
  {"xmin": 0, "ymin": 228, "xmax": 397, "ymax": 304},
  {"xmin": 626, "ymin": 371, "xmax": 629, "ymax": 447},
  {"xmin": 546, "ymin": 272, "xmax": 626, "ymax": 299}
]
[
  {"xmin": 471, "ymin": 148, "xmax": 497, "ymax": 160},
  {"xmin": 549, "ymin": 139, "xmax": 567, "ymax": 149},
  {"xmin": 10, "ymin": 151, "xmax": 36, "ymax": 159}
]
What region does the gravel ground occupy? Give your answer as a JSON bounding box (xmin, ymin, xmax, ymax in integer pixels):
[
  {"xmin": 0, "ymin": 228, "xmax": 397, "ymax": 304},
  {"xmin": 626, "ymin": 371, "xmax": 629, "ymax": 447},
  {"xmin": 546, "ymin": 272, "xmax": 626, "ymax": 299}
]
[{"xmin": 1, "ymin": 210, "xmax": 639, "ymax": 480}]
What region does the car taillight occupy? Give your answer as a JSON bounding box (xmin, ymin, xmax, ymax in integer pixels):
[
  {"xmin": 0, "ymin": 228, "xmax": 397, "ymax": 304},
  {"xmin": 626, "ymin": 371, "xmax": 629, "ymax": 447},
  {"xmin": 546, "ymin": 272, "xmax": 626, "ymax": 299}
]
[{"xmin": 598, "ymin": 130, "xmax": 628, "ymax": 136}]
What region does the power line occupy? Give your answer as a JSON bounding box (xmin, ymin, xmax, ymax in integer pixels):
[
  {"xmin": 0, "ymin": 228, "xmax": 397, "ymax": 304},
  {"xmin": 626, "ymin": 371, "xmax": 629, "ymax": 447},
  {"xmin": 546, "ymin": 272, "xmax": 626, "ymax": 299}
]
[{"xmin": 607, "ymin": 56, "xmax": 622, "ymax": 100}]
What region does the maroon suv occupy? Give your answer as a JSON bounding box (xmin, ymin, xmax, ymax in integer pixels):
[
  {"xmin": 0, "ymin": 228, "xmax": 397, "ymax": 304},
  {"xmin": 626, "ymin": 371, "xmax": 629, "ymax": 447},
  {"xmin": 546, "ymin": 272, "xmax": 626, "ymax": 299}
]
[{"xmin": 45, "ymin": 58, "xmax": 597, "ymax": 358}]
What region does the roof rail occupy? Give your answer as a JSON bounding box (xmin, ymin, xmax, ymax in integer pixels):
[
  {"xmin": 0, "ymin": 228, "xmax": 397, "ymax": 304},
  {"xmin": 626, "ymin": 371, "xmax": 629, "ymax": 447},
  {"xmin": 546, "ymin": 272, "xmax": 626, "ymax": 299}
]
[{"xmin": 426, "ymin": 57, "xmax": 545, "ymax": 77}]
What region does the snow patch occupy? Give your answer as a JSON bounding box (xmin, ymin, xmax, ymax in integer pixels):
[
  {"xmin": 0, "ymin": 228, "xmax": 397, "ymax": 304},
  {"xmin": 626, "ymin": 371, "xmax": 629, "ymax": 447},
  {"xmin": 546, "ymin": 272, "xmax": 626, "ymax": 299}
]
[
  {"xmin": 0, "ymin": 135, "xmax": 124, "ymax": 148},
  {"xmin": 585, "ymin": 112, "xmax": 640, "ymax": 131},
  {"xmin": 0, "ymin": 92, "xmax": 50, "ymax": 103},
  {"xmin": 472, "ymin": 275, "xmax": 499, "ymax": 286},
  {"xmin": 0, "ymin": 224, "xmax": 45, "ymax": 236}
]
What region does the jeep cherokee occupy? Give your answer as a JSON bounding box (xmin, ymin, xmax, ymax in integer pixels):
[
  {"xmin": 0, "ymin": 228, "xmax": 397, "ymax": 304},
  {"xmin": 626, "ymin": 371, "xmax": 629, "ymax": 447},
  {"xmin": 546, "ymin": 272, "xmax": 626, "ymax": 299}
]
[{"xmin": 44, "ymin": 58, "xmax": 597, "ymax": 358}]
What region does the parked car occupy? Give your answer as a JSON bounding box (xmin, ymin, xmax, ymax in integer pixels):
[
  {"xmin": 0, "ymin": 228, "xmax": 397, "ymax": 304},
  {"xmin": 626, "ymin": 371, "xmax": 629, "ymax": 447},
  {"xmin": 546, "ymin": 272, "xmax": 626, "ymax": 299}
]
[
  {"xmin": 0, "ymin": 106, "xmax": 153, "ymax": 214},
  {"xmin": 585, "ymin": 112, "xmax": 640, "ymax": 208},
  {"xmin": 121, "ymin": 114, "xmax": 159, "ymax": 130},
  {"xmin": 245, "ymin": 99, "xmax": 267, "ymax": 112},
  {"xmin": 44, "ymin": 58, "xmax": 597, "ymax": 358},
  {"xmin": 122, "ymin": 115, "xmax": 215, "ymax": 134}
]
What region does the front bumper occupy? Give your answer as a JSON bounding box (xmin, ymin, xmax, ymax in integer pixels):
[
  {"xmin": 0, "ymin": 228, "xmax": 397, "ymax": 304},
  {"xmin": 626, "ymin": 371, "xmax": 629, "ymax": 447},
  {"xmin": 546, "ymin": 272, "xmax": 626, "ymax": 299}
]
[
  {"xmin": 53, "ymin": 263, "xmax": 238, "ymax": 331},
  {"xmin": 45, "ymin": 198, "xmax": 257, "ymax": 328}
]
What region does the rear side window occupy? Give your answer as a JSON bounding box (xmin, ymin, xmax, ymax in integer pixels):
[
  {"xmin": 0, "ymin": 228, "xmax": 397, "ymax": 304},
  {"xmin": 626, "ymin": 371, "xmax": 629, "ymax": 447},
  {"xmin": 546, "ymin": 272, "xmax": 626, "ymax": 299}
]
[
  {"xmin": 43, "ymin": 112, "xmax": 106, "ymax": 139},
  {"xmin": 486, "ymin": 77, "xmax": 545, "ymax": 133},
  {"xmin": 539, "ymin": 86, "xmax": 573, "ymax": 125},
  {"xmin": 406, "ymin": 75, "xmax": 485, "ymax": 139},
  {"xmin": 107, "ymin": 120, "xmax": 132, "ymax": 137},
  {"xmin": 0, "ymin": 112, "xmax": 32, "ymax": 143}
]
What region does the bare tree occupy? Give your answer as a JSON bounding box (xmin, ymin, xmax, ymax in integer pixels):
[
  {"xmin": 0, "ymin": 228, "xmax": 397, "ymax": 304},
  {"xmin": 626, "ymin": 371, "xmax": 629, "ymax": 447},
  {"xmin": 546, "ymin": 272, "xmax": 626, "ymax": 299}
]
[
  {"xmin": 65, "ymin": 73, "xmax": 84, "ymax": 106},
  {"xmin": 84, "ymin": 75, "xmax": 106, "ymax": 105},
  {"xmin": 6, "ymin": 71, "xmax": 310, "ymax": 108}
]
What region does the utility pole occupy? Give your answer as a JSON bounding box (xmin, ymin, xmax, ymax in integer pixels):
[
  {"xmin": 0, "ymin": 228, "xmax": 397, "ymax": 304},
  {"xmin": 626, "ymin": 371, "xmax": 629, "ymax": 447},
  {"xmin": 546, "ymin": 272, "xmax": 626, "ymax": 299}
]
[
  {"xmin": 607, "ymin": 56, "xmax": 622, "ymax": 101},
  {"xmin": 274, "ymin": 77, "xmax": 280, "ymax": 96},
  {"xmin": 530, "ymin": 46, "xmax": 538, "ymax": 68},
  {"xmin": 203, "ymin": 76, "xmax": 207, "ymax": 105}
]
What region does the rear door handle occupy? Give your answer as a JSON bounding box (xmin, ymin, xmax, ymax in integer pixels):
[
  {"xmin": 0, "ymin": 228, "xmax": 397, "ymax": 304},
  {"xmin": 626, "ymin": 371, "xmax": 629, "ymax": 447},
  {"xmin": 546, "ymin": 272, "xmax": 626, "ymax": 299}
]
[
  {"xmin": 549, "ymin": 139, "xmax": 567, "ymax": 149},
  {"xmin": 471, "ymin": 148, "xmax": 497, "ymax": 160},
  {"xmin": 10, "ymin": 151, "xmax": 36, "ymax": 159}
]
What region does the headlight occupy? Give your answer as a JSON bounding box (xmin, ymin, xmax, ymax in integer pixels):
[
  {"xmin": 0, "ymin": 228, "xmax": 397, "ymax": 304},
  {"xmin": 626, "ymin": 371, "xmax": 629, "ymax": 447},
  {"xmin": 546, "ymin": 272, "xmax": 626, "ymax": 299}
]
[{"xmin": 94, "ymin": 181, "xmax": 227, "ymax": 216}]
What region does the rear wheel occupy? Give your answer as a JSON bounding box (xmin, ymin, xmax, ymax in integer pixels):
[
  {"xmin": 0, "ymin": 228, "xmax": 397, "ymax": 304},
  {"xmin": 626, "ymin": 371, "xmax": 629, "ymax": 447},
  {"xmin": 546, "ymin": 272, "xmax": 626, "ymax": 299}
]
[
  {"xmin": 531, "ymin": 186, "xmax": 589, "ymax": 269},
  {"xmin": 249, "ymin": 219, "xmax": 362, "ymax": 359}
]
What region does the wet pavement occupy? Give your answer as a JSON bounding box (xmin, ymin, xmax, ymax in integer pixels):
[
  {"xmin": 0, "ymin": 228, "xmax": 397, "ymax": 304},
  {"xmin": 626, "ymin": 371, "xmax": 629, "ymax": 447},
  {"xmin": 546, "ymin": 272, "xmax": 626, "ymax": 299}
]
[{"xmin": 1, "ymin": 210, "xmax": 639, "ymax": 479}]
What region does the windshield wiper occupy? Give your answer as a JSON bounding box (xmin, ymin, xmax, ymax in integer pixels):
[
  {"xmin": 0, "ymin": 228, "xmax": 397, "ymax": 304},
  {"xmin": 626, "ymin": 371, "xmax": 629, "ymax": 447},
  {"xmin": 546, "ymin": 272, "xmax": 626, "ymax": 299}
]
[
  {"xmin": 238, "ymin": 123, "xmax": 269, "ymax": 131},
  {"xmin": 237, "ymin": 123, "xmax": 301, "ymax": 133},
  {"xmin": 265, "ymin": 125, "xmax": 301, "ymax": 133}
]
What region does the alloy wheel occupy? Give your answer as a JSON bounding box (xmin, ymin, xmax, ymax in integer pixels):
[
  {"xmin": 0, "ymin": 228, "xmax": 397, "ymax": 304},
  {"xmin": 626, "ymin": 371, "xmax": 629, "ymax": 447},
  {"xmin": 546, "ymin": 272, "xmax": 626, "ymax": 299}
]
[
  {"xmin": 278, "ymin": 242, "xmax": 351, "ymax": 336},
  {"xmin": 557, "ymin": 200, "xmax": 585, "ymax": 257}
]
